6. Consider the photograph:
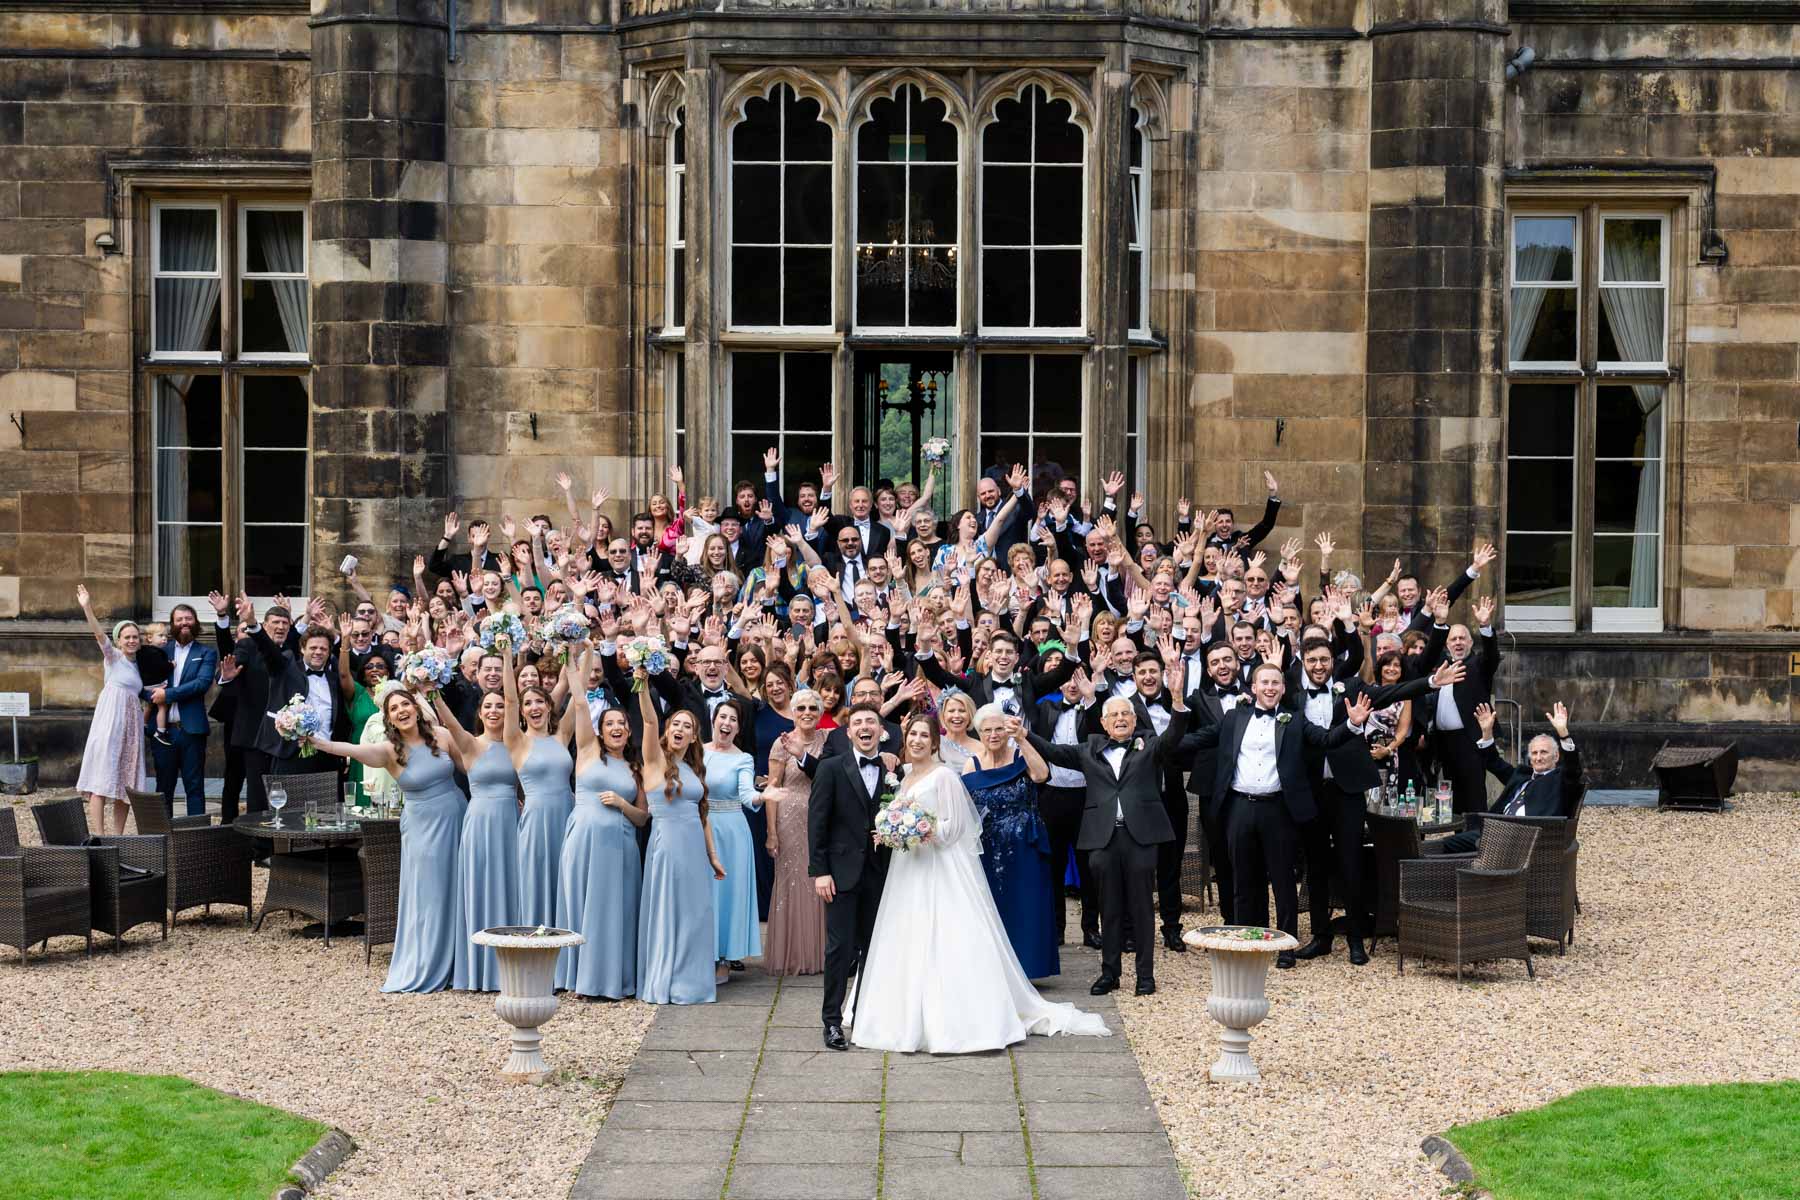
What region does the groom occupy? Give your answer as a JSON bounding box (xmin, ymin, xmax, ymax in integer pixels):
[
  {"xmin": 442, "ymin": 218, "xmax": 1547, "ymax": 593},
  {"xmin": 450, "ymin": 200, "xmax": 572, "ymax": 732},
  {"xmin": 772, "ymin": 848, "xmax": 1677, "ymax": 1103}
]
[{"xmin": 807, "ymin": 704, "xmax": 893, "ymax": 1051}]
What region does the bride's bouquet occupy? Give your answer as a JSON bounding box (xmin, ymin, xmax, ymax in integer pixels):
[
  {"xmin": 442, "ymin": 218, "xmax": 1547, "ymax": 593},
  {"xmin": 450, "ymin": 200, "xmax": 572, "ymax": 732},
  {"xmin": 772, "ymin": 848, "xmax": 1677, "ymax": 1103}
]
[{"xmin": 873, "ymin": 793, "xmax": 934, "ymax": 852}]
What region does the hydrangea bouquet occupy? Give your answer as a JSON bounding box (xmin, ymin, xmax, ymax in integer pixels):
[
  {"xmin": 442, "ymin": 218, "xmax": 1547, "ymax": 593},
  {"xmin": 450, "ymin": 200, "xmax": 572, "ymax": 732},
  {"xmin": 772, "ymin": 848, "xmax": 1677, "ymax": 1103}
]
[
  {"xmin": 398, "ymin": 646, "xmax": 457, "ymax": 694},
  {"xmin": 921, "ymin": 436, "xmax": 952, "ymax": 467},
  {"xmin": 622, "ymin": 636, "xmax": 670, "ymax": 692},
  {"xmin": 542, "ymin": 604, "xmax": 590, "ymax": 662},
  {"xmin": 873, "ymin": 794, "xmax": 935, "ymax": 852},
  {"xmin": 272, "ymin": 695, "xmax": 326, "ymax": 757},
  {"xmin": 478, "ymin": 607, "xmax": 529, "ymax": 650}
]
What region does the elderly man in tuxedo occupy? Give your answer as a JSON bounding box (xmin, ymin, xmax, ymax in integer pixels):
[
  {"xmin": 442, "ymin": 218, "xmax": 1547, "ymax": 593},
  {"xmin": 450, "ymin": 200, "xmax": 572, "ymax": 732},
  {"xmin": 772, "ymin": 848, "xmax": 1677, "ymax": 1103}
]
[
  {"xmin": 1185, "ymin": 662, "xmax": 1371, "ymax": 969},
  {"xmin": 1422, "ymin": 592, "xmax": 1501, "ymax": 815},
  {"xmin": 1435, "ymin": 702, "xmax": 1583, "ymax": 854},
  {"xmin": 1025, "ymin": 651, "xmax": 1189, "ymax": 998},
  {"xmin": 1289, "ymin": 636, "xmax": 1466, "ymax": 965}
]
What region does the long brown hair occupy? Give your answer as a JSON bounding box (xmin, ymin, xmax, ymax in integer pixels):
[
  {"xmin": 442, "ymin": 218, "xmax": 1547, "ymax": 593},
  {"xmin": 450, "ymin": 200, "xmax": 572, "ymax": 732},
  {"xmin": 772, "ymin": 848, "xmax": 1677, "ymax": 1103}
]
[
  {"xmin": 382, "ymin": 690, "xmax": 437, "ymax": 767},
  {"xmin": 901, "ymin": 711, "xmax": 942, "ymax": 761},
  {"xmin": 660, "ymin": 709, "xmax": 709, "ymax": 818},
  {"xmin": 594, "ymin": 707, "xmax": 645, "ymax": 801}
]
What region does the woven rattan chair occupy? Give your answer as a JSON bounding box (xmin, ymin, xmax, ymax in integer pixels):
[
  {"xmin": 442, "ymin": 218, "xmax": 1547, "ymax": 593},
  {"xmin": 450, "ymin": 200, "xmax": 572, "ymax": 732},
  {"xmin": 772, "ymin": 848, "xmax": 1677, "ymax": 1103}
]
[
  {"xmin": 127, "ymin": 790, "xmax": 253, "ymax": 924},
  {"xmin": 0, "ymin": 808, "xmax": 93, "ymax": 963},
  {"xmin": 31, "ymin": 798, "xmax": 168, "ymax": 952},
  {"xmin": 1178, "ymin": 805, "xmax": 1215, "ymax": 911},
  {"xmin": 358, "ymin": 818, "xmax": 402, "ymax": 964},
  {"xmin": 256, "ymin": 775, "xmax": 362, "ymax": 944},
  {"xmin": 1365, "ymin": 810, "xmax": 1423, "ymax": 950},
  {"xmin": 1397, "ymin": 820, "xmax": 1538, "ymax": 983},
  {"xmin": 1461, "ymin": 811, "xmax": 1579, "ymax": 953}
]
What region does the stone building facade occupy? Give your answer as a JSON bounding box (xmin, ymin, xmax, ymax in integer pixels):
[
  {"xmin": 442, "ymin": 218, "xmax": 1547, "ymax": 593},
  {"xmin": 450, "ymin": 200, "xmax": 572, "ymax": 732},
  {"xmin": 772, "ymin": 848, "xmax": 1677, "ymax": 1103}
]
[{"xmin": 1, "ymin": 0, "xmax": 1795, "ymax": 785}]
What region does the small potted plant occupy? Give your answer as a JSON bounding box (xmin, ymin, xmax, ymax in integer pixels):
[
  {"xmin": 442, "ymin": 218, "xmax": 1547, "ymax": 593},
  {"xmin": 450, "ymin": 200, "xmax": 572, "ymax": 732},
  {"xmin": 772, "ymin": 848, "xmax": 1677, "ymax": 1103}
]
[{"xmin": 0, "ymin": 754, "xmax": 37, "ymax": 795}]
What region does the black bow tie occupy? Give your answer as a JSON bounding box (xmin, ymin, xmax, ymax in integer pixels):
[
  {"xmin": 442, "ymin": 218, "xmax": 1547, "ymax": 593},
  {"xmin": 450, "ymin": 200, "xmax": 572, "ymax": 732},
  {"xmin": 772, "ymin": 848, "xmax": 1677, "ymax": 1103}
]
[
  {"xmin": 704, "ymin": 687, "xmax": 726, "ymax": 698},
  {"xmin": 306, "ymin": 668, "xmax": 330, "ymax": 678},
  {"xmin": 1305, "ymin": 686, "xmax": 1329, "ymax": 699},
  {"xmin": 1251, "ymin": 708, "xmax": 1277, "ymax": 720},
  {"xmin": 858, "ymin": 756, "xmax": 882, "ymax": 770}
]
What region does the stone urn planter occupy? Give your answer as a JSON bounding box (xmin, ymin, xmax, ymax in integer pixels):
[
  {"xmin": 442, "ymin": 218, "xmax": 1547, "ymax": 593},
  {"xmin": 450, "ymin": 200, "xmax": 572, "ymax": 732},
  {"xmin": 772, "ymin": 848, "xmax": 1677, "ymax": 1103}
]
[
  {"xmin": 472, "ymin": 926, "xmax": 586, "ymax": 1084},
  {"xmin": 1183, "ymin": 925, "xmax": 1299, "ymax": 1083}
]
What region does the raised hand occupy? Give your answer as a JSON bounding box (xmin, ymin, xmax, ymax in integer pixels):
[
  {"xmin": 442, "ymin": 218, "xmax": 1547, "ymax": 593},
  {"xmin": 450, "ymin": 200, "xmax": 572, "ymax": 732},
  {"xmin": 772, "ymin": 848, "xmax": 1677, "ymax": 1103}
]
[
  {"xmin": 76, "ymin": 583, "xmax": 92, "ymax": 610},
  {"xmin": 234, "ymin": 593, "xmax": 256, "ymax": 625},
  {"xmin": 337, "ymin": 611, "xmax": 354, "ymax": 639},
  {"xmin": 1472, "ymin": 594, "xmax": 1496, "ymax": 629},
  {"xmin": 1263, "ymin": 469, "xmax": 1279, "ymax": 495},
  {"xmin": 500, "ymin": 514, "xmax": 518, "ymax": 543},
  {"xmin": 1128, "ymin": 490, "xmax": 1145, "ymax": 514},
  {"xmin": 1388, "ymin": 557, "xmax": 1403, "ymax": 584},
  {"xmin": 1427, "ymin": 586, "xmax": 1450, "ymax": 623},
  {"xmin": 1344, "ymin": 690, "xmax": 1372, "ymax": 727},
  {"xmin": 763, "ymin": 446, "xmax": 779, "ymax": 473},
  {"xmin": 1156, "ymin": 632, "xmax": 1179, "ymax": 666},
  {"xmin": 1102, "ymin": 470, "xmax": 1125, "ymax": 498},
  {"xmin": 450, "ymin": 569, "xmax": 469, "ymax": 596},
  {"xmin": 1073, "ymin": 667, "xmax": 1096, "ymax": 703},
  {"xmin": 1006, "ymin": 462, "xmax": 1028, "ymax": 493},
  {"xmin": 556, "ymin": 471, "xmax": 573, "ymax": 493},
  {"xmin": 1166, "ymin": 657, "xmax": 1185, "ymax": 699},
  {"xmin": 1547, "ymin": 700, "xmax": 1570, "ymax": 737},
  {"xmin": 468, "ymin": 521, "xmax": 489, "ymax": 548},
  {"xmin": 819, "ymin": 461, "xmax": 836, "ymax": 490},
  {"xmin": 207, "ymin": 590, "xmax": 231, "ymax": 618},
  {"xmin": 1471, "ymin": 541, "xmax": 1498, "ymax": 575},
  {"xmin": 668, "ymin": 464, "xmax": 683, "ymax": 487},
  {"xmin": 413, "ymin": 554, "xmax": 426, "ymax": 576},
  {"xmin": 1429, "ymin": 660, "xmax": 1467, "ymax": 689},
  {"xmin": 1279, "ymin": 536, "xmax": 1303, "ymax": 563},
  {"xmin": 1315, "ymin": 531, "xmax": 1335, "ymax": 559},
  {"xmin": 808, "ymin": 507, "xmax": 830, "ymax": 532},
  {"xmin": 1176, "ymin": 497, "xmax": 1192, "ymax": 519},
  {"xmin": 1474, "ymin": 702, "xmax": 1496, "ymax": 739},
  {"xmin": 444, "ymin": 511, "xmax": 460, "ymax": 540}
]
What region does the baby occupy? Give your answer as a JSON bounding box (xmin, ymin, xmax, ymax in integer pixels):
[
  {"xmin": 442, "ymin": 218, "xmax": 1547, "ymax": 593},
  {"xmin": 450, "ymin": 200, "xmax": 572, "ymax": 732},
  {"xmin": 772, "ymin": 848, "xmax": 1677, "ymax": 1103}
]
[{"xmin": 141, "ymin": 621, "xmax": 172, "ymax": 745}]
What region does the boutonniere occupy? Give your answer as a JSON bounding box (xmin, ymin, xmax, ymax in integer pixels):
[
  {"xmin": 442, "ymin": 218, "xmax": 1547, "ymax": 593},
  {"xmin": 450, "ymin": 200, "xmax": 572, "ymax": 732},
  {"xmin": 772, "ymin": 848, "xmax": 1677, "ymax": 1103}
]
[
  {"xmin": 883, "ymin": 771, "xmax": 900, "ymax": 788},
  {"xmin": 1132, "ymin": 736, "xmax": 1145, "ymax": 752},
  {"xmin": 1275, "ymin": 712, "xmax": 1293, "ymax": 725},
  {"xmin": 1331, "ymin": 681, "xmax": 1346, "ymax": 695}
]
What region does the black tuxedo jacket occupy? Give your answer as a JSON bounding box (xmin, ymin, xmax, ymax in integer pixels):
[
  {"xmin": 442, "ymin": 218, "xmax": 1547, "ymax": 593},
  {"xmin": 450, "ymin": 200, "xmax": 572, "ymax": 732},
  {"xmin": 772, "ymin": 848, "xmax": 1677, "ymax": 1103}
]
[
  {"xmin": 1185, "ymin": 705, "xmax": 1358, "ymax": 825},
  {"xmin": 244, "ymin": 628, "xmax": 349, "ymax": 758},
  {"xmin": 917, "ymin": 652, "xmax": 1078, "ymax": 711},
  {"xmin": 1424, "ymin": 625, "xmax": 1501, "ymax": 731},
  {"xmin": 822, "ymin": 514, "xmax": 892, "ymax": 560},
  {"xmin": 1178, "ymin": 682, "xmax": 1250, "ymax": 799},
  {"xmin": 428, "ymin": 543, "xmax": 504, "ymax": 581},
  {"xmin": 1027, "ymin": 707, "xmax": 1188, "ymax": 852},
  {"xmin": 1287, "ymin": 674, "xmax": 1433, "ymax": 793},
  {"xmin": 806, "ymin": 752, "xmax": 892, "ymax": 894},
  {"xmin": 1483, "ymin": 742, "xmax": 1583, "ymax": 818}
]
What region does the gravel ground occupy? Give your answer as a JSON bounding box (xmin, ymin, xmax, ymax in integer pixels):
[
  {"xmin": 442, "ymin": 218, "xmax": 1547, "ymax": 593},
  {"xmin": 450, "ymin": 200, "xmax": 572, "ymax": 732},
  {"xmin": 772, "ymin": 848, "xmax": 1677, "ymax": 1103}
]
[
  {"xmin": 1110, "ymin": 792, "xmax": 1800, "ymax": 1199},
  {"xmin": 1, "ymin": 795, "xmax": 652, "ymax": 1200},
  {"xmin": 6, "ymin": 792, "xmax": 1795, "ymax": 1198}
]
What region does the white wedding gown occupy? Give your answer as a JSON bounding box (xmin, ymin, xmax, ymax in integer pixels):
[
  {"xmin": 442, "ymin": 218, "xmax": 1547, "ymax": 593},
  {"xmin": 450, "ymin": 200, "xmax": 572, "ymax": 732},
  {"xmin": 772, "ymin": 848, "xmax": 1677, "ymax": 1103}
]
[{"xmin": 848, "ymin": 763, "xmax": 1111, "ymax": 1053}]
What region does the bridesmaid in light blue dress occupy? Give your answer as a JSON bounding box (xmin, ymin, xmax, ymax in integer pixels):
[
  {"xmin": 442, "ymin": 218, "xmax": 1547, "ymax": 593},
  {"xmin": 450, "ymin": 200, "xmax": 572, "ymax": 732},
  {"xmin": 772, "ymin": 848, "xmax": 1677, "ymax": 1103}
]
[
  {"xmin": 558, "ymin": 648, "xmax": 648, "ymax": 999},
  {"xmin": 505, "ymin": 647, "xmax": 577, "ymax": 958},
  {"xmin": 435, "ymin": 688, "xmax": 522, "ymax": 992},
  {"xmin": 634, "ymin": 671, "xmax": 723, "ymax": 1005},
  {"xmin": 702, "ymin": 699, "xmax": 760, "ymax": 981},
  {"xmin": 306, "ymin": 689, "xmax": 466, "ymax": 994}
]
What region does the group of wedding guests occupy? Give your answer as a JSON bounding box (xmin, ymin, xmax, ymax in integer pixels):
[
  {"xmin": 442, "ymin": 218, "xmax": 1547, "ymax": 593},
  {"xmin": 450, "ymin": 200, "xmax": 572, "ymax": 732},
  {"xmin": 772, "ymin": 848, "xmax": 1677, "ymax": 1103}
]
[{"xmin": 69, "ymin": 442, "xmax": 1573, "ymax": 1004}]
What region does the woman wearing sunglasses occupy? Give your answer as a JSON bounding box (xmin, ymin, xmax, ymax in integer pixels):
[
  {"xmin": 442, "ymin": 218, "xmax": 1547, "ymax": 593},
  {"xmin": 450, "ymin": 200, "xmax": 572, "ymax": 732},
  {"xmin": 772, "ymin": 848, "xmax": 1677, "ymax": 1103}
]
[{"xmin": 760, "ymin": 687, "xmax": 829, "ymax": 977}]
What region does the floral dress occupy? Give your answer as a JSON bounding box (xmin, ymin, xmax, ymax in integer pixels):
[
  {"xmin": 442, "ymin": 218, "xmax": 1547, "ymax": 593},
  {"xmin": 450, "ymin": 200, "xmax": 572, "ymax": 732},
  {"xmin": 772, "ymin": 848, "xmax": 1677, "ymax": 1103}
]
[
  {"xmin": 75, "ymin": 643, "xmax": 146, "ymax": 801},
  {"xmin": 761, "ymin": 729, "xmax": 827, "ymax": 976}
]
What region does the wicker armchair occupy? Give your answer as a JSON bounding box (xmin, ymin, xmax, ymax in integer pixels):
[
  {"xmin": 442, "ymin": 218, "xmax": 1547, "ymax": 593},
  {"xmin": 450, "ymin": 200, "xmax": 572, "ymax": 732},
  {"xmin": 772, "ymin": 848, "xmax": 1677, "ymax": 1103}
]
[
  {"xmin": 127, "ymin": 790, "xmax": 254, "ymax": 924},
  {"xmin": 256, "ymin": 775, "xmax": 362, "ymax": 943},
  {"xmin": 31, "ymin": 798, "xmax": 169, "ymax": 952},
  {"xmin": 1366, "ymin": 810, "xmax": 1423, "ymax": 950},
  {"xmin": 1397, "ymin": 820, "xmax": 1538, "ymax": 982},
  {"xmin": 358, "ymin": 818, "xmax": 402, "ymax": 964},
  {"xmin": 0, "ymin": 809, "xmax": 94, "ymax": 963},
  {"xmin": 1462, "ymin": 809, "xmax": 1580, "ymax": 953}
]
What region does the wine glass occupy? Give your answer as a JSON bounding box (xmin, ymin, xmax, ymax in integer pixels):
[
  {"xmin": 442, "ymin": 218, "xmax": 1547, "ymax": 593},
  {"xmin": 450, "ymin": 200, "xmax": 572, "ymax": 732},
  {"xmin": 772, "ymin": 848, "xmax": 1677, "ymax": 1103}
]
[{"xmin": 267, "ymin": 783, "xmax": 289, "ymax": 829}]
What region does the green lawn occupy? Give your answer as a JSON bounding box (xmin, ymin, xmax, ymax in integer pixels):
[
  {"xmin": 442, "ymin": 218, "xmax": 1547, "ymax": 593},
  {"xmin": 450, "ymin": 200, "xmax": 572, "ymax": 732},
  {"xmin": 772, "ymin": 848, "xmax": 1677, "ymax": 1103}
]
[
  {"xmin": 0, "ymin": 1071, "xmax": 327, "ymax": 1200},
  {"xmin": 1448, "ymin": 1081, "xmax": 1800, "ymax": 1200}
]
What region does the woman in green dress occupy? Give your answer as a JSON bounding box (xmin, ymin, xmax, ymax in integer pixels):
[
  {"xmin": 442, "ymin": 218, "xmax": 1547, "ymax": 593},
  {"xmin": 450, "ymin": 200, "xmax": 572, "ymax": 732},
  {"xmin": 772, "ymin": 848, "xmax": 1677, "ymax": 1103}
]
[{"xmin": 336, "ymin": 613, "xmax": 394, "ymax": 803}]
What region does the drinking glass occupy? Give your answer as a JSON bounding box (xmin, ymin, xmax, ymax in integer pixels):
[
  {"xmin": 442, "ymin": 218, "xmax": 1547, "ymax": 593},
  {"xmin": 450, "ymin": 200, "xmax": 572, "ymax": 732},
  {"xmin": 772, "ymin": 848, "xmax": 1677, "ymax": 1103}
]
[
  {"xmin": 267, "ymin": 784, "xmax": 288, "ymax": 828},
  {"xmin": 304, "ymin": 800, "xmax": 319, "ymax": 831}
]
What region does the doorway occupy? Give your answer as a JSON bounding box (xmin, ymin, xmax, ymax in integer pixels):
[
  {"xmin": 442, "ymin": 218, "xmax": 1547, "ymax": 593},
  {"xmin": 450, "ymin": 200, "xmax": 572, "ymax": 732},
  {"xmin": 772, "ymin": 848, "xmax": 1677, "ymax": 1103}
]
[{"xmin": 853, "ymin": 351, "xmax": 957, "ymax": 498}]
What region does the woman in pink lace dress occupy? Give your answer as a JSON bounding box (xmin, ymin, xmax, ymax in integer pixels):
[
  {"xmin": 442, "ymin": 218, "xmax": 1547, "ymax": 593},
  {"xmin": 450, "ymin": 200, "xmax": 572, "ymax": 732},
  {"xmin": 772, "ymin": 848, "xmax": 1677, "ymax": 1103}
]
[
  {"xmin": 73, "ymin": 583, "xmax": 148, "ymax": 835},
  {"xmin": 760, "ymin": 690, "xmax": 828, "ymax": 976}
]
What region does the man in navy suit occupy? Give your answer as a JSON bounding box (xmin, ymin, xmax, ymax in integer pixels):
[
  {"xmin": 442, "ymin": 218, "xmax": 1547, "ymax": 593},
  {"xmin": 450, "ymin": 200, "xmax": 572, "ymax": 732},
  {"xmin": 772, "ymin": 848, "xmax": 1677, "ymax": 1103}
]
[
  {"xmin": 1436, "ymin": 701, "xmax": 1583, "ymax": 854},
  {"xmin": 145, "ymin": 603, "xmax": 219, "ymax": 817}
]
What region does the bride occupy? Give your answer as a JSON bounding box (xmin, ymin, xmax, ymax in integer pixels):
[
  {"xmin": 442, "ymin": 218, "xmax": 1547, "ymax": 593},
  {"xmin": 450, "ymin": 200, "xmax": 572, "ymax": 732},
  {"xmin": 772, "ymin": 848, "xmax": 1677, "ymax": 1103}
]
[{"xmin": 849, "ymin": 713, "xmax": 1111, "ymax": 1053}]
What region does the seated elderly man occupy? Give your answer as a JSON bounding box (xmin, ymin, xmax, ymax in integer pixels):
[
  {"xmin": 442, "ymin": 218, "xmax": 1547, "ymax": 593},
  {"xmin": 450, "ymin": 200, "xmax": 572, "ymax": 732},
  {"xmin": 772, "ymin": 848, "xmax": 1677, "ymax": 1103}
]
[{"xmin": 1433, "ymin": 701, "xmax": 1582, "ymax": 855}]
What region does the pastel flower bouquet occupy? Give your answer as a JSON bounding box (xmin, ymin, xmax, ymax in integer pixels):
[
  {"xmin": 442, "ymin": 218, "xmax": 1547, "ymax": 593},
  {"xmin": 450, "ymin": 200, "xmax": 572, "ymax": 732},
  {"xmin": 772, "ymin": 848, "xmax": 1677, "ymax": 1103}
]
[
  {"xmin": 921, "ymin": 436, "xmax": 952, "ymax": 467},
  {"xmin": 622, "ymin": 636, "xmax": 670, "ymax": 692},
  {"xmin": 398, "ymin": 646, "xmax": 457, "ymax": 695},
  {"xmin": 873, "ymin": 794, "xmax": 935, "ymax": 852},
  {"xmin": 542, "ymin": 604, "xmax": 590, "ymax": 662},
  {"xmin": 478, "ymin": 607, "xmax": 529, "ymax": 650},
  {"xmin": 273, "ymin": 695, "xmax": 326, "ymax": 757}
]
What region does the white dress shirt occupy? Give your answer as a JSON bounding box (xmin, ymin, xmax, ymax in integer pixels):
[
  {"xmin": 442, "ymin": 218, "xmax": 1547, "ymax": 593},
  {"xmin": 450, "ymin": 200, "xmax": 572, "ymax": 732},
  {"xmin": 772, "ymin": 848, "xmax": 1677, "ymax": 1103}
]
[
  {"xmin": 305, "ymin": 668, "xmax": 334, "ymax": 719},
  {"xmin": 1231, "ymin": 710, "xmax": 1282, "ymax": 796},
  {"xmin": 1140, "ymin": 697, "xmax": 1172, "ymax": 736},
  {"xmin": 1301, "ymin": 683, "xmax": 1335, "ymax": 779},
  {"xmin": 1435, "ymin": 674, "xmax": 1464, "ymax": 731},
  {"xmin": 856, "ymin": 754, "xmax": 882, "ymax": 798},
  {"xmin": 167, "ymin": 640, "xmax": 192, "ymax": 724},
  {"xmin": 1047, "ymin": 706, "xmax": 1084, "ymax": 789},
  {"xmin": 1101, "ymin": 741, "xmax": 1128, "ymax": 822}
]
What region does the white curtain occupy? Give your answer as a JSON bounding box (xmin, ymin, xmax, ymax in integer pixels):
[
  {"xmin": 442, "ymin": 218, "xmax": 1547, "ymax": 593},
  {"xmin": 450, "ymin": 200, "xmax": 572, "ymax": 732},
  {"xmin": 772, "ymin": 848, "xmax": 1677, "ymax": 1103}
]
[
  {"xmin": 155, "ymin": 379, "xmax": 190, "ymax": 592},
  {"xmin": 1507, "ymin": 241, "xmax": 1561, "ymax": 364},
  {"xmin": 1599, "ymin": 228, "xmax": 1665, "ymax": 608},
  {"xmin": 153, "ymin": 209, "xmax": 220, "ymax": 357},
  {"xmin": 258, "ymin": 213, "xmax": 309, "ymax": 354}
]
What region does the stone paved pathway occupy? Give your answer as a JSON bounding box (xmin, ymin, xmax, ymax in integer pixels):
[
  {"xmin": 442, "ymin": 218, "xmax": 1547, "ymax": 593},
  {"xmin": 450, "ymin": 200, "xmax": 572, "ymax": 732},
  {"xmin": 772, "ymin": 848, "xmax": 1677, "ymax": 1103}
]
[{"xmin": 571, "ymin": 946, "xmax": 1187, "ymax": 1200}]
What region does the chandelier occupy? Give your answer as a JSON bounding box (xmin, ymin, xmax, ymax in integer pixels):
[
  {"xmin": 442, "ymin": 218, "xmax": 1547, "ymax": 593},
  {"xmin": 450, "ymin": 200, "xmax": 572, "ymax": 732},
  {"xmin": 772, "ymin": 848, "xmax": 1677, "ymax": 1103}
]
[{"xmin": 856, "ymin": 219, "xmax": 957, "ymax": 290}]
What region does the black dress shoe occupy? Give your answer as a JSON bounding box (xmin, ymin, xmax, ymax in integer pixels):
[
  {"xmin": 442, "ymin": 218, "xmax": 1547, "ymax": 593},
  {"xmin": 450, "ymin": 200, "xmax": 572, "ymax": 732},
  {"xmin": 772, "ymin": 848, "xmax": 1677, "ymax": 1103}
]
[
  {"xmin": 1348, "ymin": 939, "xmax": 1370, "ymax": 966},
  {"xmin": 1134, "ymin": 979, "xmax": 1156, "ymax": 996},
  {"xmin": 729, "ymin": 960, "xmax": 746, "ymax": 972},
  {"xmin": 1082, "ymin": 932, "xmax": 1103, "ymax": 950},
  {"xmin": 1162, "ymin": 931, "xmax": 1187, "ymax": 953},
  {"xmin": 1275, "ymin": 950, "xmax": 1296, "ymax": 970},
  {"xmin": 1295, "ymin": 936, "xmax": 1333, "ymax": 960},
  {"xmin": 823, "ymin": 1024, "xmax": 848, "ymax": 1051},
  {"xmin": 1089, "ymin": 975, "xmax": 1119, "ymax": 996}
]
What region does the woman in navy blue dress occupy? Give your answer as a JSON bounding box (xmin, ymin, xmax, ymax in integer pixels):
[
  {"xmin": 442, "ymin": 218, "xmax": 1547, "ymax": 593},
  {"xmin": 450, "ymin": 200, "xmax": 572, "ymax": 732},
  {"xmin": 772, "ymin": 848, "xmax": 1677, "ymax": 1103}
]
[{"xmin": 961, "ymin": 704, "xmax": 1058, "ymax": 980}]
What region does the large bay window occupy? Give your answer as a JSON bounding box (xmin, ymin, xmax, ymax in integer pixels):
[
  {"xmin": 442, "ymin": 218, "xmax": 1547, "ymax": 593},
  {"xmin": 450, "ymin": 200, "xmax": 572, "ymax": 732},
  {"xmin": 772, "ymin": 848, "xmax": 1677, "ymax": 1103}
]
[
  {"xmin": 728, "ymin": 351, "xmax": 834, "ymax": 490},
  {"xmin": 978, "ymin": 354, "xmax": 1082, "ymax": 481},
  {"xmin": 980, "ymin": 85, "xmax": 1085, "ymax": 332},
  {"xmin": 855, "ymin": 84, "xmax": 959, "ymax": 331},
  {"xmin": 148, "ymin": 194, "xmax": 311, "ymax": 613},
  {"xmin": 1504, "ymin": 206, "xmax": 1670, "ymax": 632}
]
